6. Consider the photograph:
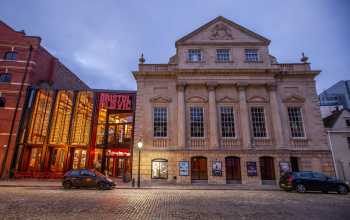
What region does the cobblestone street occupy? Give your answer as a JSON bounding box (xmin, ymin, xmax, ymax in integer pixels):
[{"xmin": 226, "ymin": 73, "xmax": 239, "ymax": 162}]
[{"xmin": 0, "ymin": 187, "xmax": 349, "ymax": 219}]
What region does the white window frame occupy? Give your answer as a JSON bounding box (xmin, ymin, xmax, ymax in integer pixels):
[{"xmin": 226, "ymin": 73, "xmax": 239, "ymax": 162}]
[
  {"xmin": 152, "ymin": 106, "xmax": 168, "ymax": 138},
  {"xmin": 190, "ymin": 106, "xmax": 205, "ymax": 138},
  {"xmin": 187, "ymin": 49, "xmax": 202, "ymax": 62},
  {"xmin": 250, "ymin": 106, "xmax": 269, "ymax": 139},
  {"xmin": 287, "ymin": 106, "xmax": 306, "ymax": 139},
  {"xmin": 219, "ymin": 105, "xmax": 236, "ymax": 138},
  {"xmin": 245, "ymin": 49, "xmax": 259, "ymax": 62},
  {"xmin": 216, "ymin": 48, "xmax": 230, "ymax": 62}
]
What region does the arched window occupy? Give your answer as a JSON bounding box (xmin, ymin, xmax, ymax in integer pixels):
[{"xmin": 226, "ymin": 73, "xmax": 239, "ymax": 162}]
[
  {"xmin": 151, "ymin": 159, "xmax": 168, "ymax": 179},
  {"xmin": 0, "ymin": 73, "xmax": 12, "ymax": 83},
  {"xmin": 0, "ymin": 97, "xmax": 5, "ymax": 107},
  {"xmin": 4, "ymin": 51, "xmax": 17, "ymax": 60}
]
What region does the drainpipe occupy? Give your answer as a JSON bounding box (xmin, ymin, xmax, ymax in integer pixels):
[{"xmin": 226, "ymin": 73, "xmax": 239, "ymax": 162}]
[
  {"xmin": 1, "ymin": 45, "xmax": 33, "ymax": 178},
  {"xmin": 327, "ymin": 131, "xmax": 338, "ymax": 177}
]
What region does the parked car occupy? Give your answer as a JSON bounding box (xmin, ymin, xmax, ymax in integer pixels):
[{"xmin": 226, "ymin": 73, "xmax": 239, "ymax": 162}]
[
  {"xmin": 62, "ymin": 169, "xmax": 116, "ymax": 190},
  {"xmin": 279, "ymin": 171, "xmax": 349, "ymax": 194}
]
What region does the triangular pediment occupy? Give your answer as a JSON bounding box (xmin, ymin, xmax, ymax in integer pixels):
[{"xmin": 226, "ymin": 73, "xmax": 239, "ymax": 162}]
[
  {"xmin": 176, "ymin": 16, "xmax": 270, "ymax": 46},
  {"xmin": 247, "ymin": 96, "xmax": 269, "ymax": 103},
  {"xmin": 282, "ymin": 95, "xmax": 305, "ymax": 103},
  {"xmin": 217, "ymin": 96, "xmax": 238, "ymax": 103}
]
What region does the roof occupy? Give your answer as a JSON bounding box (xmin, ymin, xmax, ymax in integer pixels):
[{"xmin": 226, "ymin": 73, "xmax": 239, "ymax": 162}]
[
  {"xmin": 175, "ymin": 16, "xmax": 271, "ymax": 46},
  {"xmin": 323, "ymin": 109, "xmax": 350, "ymax": 128}
]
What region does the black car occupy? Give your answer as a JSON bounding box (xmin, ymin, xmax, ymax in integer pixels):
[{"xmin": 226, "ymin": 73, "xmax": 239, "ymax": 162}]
[
  {"xmin": 279, "ymin": 171, "xmax": 349, "ymax": 194},
  {"xmin": 62, "ymin": 169, "xmax": 116, "ymax": 190}
]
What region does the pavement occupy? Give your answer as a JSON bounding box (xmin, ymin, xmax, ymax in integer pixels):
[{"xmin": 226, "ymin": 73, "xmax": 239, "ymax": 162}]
[
  {"xmin": 0, "ymin": 186, "xmax": 349, "ymax": 219},
  {"xmin": 0, "ymin": 179, "xmax": 280, "ymax": 190}
]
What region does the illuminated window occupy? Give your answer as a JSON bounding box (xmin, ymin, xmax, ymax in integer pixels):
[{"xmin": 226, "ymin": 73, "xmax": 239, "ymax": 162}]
[
  {"xmin": 107, "ymin": 113, "xmax": 133, "ymax": 145},
  {"xmin": 287, "ymin": 107, "xmax": 305, "ymax": 138},
  {"xmin": 27, "ymin": 90, "xmax": 54, "ymax": 144},
  {"xmin": 71, "ymin": 91, "xmax": 93, "ymax": 145},
  {"xmin": 190, "ymin": 107, "xmax": 204, "ymax": 137},
  {"xmin": 220, "ymin": 106, "xmax": 235, "ymax": 137},
  {"xmin": 28, "ymin": 147, "xmax": 42, "ymax": 171},
  {"xmin": 4, "ymin": 51, "xmax": 17, "ymax": 60},
  {"xmin": 72, "ymin": 149, "xmax": 87, "ymax": 169},
  {"xmin": 152, "ymin": 159, "xmax": 168, "ymax": 179},
  {"xmin": 153, "ymin": 107, "xmax": 167, "ymax": 137},
  {"xmin": 96, "ymin": 108, "xmax": 107, "ymax": 145},
  {"xmin": 49, "ymin": 91, "xmax": 73, "ymax": 144},
  {"xmin": 250, "ymin": 107, "xmax": 267, "ymax": 137}
]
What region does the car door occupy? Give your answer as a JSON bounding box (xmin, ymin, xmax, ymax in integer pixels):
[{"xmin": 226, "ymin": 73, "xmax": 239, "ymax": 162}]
[
  {"xmin": 311, "ymin": 172, "xmax": 327, "ymax": 191},
  {"xmin": 80, "ymin": 170, "xmax": 96, "ymax": 187}
]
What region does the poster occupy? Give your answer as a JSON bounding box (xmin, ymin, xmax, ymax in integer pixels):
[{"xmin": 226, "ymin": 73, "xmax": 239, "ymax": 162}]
[
  {"xmin": 279, "ymin": 162, "xmax": 290, "ymax": 174},
  {"xmin": 246, "ymin": 161, "xmax": 257, "ymax": 176},
  {"xmin": 212, "ymin": 161, "xmax": 222, "ymax": 176},
  {"xmin": 179, "ymin": 161, "xmax": 189, "ymax": 176}
]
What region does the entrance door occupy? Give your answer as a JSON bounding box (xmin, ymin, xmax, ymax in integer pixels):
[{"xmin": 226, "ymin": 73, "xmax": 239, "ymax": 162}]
[
  {"xmin": 191, "ymin": 157, "xmax": 208, "ymax": 182},
  {"xmin": 225, "ymin": 157, "xmax": 241, "ymax": 184},
  {"xmin": 259, "ymin": 156, "xmax": 276, "ymax": 184},
  {"xmin": 290, "ymin": 157, "xmax": 300, "ymax": 172},
  {"xmin": 106, "ymin": 157, "xmax": 127, "ymax": 178}
]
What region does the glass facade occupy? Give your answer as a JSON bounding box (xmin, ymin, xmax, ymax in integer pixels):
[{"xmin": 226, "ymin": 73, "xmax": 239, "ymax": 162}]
[{"xmin": 15, "ymin": 89, "xmax": 135, "ymax": 180}]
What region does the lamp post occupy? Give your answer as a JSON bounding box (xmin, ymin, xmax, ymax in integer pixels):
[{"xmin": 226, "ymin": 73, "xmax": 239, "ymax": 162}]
[{"xmin": 137, "ymin": 141, "xmax": 143, "ymax": 188}]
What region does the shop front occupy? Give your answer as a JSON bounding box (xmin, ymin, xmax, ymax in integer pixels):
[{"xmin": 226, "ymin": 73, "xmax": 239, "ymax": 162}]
[{"xmin": 12, "ymin": 89, "xmax": 135, "ymax": 180}]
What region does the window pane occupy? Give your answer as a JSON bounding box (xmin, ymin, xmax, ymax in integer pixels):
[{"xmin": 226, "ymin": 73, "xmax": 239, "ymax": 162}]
[
  {"xmin": 190, "ymin": 107, "xmax": 204, "ymax": 137},
  {"xmin": 220, "ymin": 106, "xmax": 235, "ymax": 137},
  {"xmin": 49, "ymin": 91, "xmax": 73, "ymax": 144},
  {"xmin": 216, "ymin": 49, "xmax": 230, "ymax": 62},
  {"xmin": 188, "ymin": 49, "xmax": 202, "ymax": 62},
  {"xmin": 71, "ymin": 91, "xmax": 93, "ymax": 145},
  {"xmin": 27, "ymin": 90, "xmax": 54, "ymax": 144},
  {"xmin": 0, "ymin": 97, "xmax": 5, "ymax": 107},
  {"xmin": 153, "ymin": 107, "xmax": 167, "ymax": 137},
  {"xmin": 245, "ymin": 49, "xmax": 258, "ymax": 62},
  {"xmin": 250, "ymin": 107, "xmax": 267, "ymax": 137},
  {"xmin": 152, "ymin": 160, "xmax": 168, "ymax": 179},
  {"xmin": 288, "ymin": 107, "xmax": 305, "ymax": 138},
  {"xmin": 0, "ymin": 73, "xmax": 12, "ymax": 83},
  {"xmin": 4, "ymin": 51, "xmax": 17, "ymax": 60}
]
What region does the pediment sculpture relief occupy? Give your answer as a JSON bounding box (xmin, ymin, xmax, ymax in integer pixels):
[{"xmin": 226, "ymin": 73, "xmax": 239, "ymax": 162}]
[
  {"xmin": 282, "ymin": 95, "xmax": 305, "ymax": 103},
  {"xmin": 209, "ymin": 23, "xmax": 234, "ymax": 40},
  {"xmin": 186, "ymin": 96, "xmax": 208, "ymax": 103},
  {"xmin": 150, "ymin": 96, "xmax": 172, "ymax": 103},
  {"xmin": 217, "ymin": 96, "xmax": 238, "ymax": 103},
  {"xmin": 247, "ymin": 96, "xmax": 269, "ymax": 103}
]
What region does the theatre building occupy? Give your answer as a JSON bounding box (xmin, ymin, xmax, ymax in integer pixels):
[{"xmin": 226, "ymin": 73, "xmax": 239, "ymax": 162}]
[
  {"xmin": 132, "ymin": 16, "xmax": 335, "ymax": 185},
  {"xmin": 13, "ymin": 90, "xmax": 135, "ymax": 179}
]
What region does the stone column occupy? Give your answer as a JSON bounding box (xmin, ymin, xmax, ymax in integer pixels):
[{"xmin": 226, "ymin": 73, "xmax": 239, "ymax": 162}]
[
  {"xmin": 177, "ymin": 83, "xmax": 186, "ymax": 148},
  {"xmin": 267, "ymin": 84, "xmax": 284, "ymax": 148},
  {"xmin": 238, "ymin": 83, "xmax": 251, "ymax": 149},
  {"xmin": 208, "ymin": 83, "xmax": 219, "ymax": 149}
]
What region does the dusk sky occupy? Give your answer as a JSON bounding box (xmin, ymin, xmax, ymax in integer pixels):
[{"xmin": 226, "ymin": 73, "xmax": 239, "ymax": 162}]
[{"xmin": 1, "ymin": 0, "xmax": 349, "ymax": 93}]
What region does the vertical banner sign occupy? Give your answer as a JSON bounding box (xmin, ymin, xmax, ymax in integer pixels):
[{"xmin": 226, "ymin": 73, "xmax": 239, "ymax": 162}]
[
  {"xmin": 99, "ymin": 93, "xmax": 132, "ymax": 110},
  {"xmin": 246, "ymin": 161, "xmax": 257, "ymax": 176},
  {"xmin": 179, "ymin": 161, "xmax": 189, "ymax": 176},
  {"xmin": 212, "ymin": 161, "xmax": 222, "ymax": 176}
]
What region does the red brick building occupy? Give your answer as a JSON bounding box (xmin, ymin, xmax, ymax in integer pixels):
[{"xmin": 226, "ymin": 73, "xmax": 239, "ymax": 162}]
[{"xmin": 0, "ymin": 20, "xmax": 88, "ymax": 178}]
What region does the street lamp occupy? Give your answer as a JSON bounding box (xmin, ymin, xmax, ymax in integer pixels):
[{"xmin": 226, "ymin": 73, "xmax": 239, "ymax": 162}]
[{"xmin": 137, "ymin": 141, "xmax": 143, "ymax": 188}]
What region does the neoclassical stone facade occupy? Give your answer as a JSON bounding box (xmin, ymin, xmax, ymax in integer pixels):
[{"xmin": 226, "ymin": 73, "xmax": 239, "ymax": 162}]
[{"xmin": 132, "ymin": 16, "xmax": 334, "ymax": 185}]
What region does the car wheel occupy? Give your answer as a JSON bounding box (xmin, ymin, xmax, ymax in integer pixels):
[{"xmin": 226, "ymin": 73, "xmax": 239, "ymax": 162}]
[
  {"xmin": 296, "ymin": 184, "xmax": 306, "ymax": 193},
  {"xmin": 97, "ymin": 182, "xmax": 106, "ymax": 190},
  {"xmin": 337, "ymin": 185, "xmax": 348, "ymax": 195},
  {"xmin": 63, "ymin": 181, "xmax": 72, "ymax": 189}
]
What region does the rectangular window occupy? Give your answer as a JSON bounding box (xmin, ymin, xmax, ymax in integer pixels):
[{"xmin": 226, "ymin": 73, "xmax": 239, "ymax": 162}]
[
  {"xmin": 245, "ymin": 49, "xmax": 259, "ymax": 62},
  {"xmin": 220, "ymin": 106, "xmax": 235, "ymax": 137},
  {"xmin": 190, "ymin": 107, "xmax": 204, "ymax": 137},
  {"xmin": 188, "ymin": 49, "xmax": 202, "ymax": 62},
  {"xmin": 152, "ymin": 159, "xmax": 168, "ymax": 179},
  {"xmin": 347, "ymin": 137, "xmax": 350, "ymax": 149},
  {"xmin": 216, "ymin": 49, "xmax": 230, "ymax": 62},
  {"xmin": 153, "ymin": 107, "xmax": 167, "ymax": 137},
  {"xmin": 346, "ymin": 119, "xmax": 350, "ymax": 127},
  {"xmin": 288, "ymin": 107, "xmax": 305, "ymax": 138},
  {"xmin": 250, "ymin": 107, "xmax": 267, "ymax": 138}
]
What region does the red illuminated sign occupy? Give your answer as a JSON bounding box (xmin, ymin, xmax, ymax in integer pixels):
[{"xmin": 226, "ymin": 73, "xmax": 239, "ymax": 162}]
[{"xmin": 99, "ymin": 93, "xmax": 132, "ymax": 110}]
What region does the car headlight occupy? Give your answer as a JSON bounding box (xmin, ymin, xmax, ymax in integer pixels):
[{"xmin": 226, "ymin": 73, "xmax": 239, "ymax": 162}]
[{"xmin": 106, "ymin": 178, "xmax": 113, "ymax": 182}]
